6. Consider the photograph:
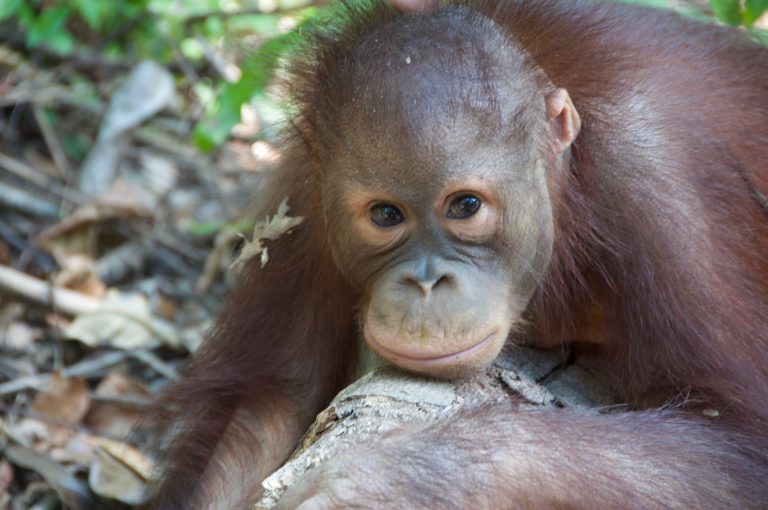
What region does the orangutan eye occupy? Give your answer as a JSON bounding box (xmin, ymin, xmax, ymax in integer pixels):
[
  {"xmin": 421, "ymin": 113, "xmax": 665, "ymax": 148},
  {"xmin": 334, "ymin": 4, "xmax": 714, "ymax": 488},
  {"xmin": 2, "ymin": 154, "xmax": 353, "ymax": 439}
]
[
  {"xmin": 370, "ymin": 203, "xmax": 405, "ymax": 227},
  {"xmin": 447, "ymin": 195, "xmax": 481, "ymax": 219}
]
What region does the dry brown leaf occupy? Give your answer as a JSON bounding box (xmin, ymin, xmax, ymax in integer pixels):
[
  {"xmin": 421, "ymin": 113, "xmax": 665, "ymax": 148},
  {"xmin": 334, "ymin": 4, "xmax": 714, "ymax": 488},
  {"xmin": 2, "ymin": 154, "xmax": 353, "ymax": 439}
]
[
  {"xmin": 52, "ymin": 252, "xmax": 107, "ymax": 298},
  {"xmin": 88, "ymin": 447, "xmax": 151, "ymax": 505},
  {"xmin": 31, "ymin": 372, "xmax": 90, "ymax": 425},
  {"xmin": 10, "ymin": 372, "xmax": 93, "ymax": 453},
  {"xmin": 91, "ymin": 179, "xmax": 158, "ymax": 214},
  {"xmin": 65, "ymin": 289, "xmax": 180, "ymax": 349},
  {"xmin": 232, "ymin": 197, "xmax": 303, "ymax": 269},
  {"xmin": 86, "ymin": 437, "xmax": 153, "ymax": 480},
  {"xmin": 86, "ymin": 437, "xmax": 153, "ymax": 505},
  {"xmin": 36, "ymin": 179, "xmax": 156, "ymax": 257},
  {"xmin": 49, "ymin": 434, "xmax": 95, "ymax": 466},
  {"xmin": 155, "ymin": 292, "xmax": 179, "ymax": 321},
  {"xmin": 94, "ymin": 372, "xmax": 150, "ymax": 398},
  {"xmin": 86, "ymin": 373, "xmax": 151, "ymax": 437},
  {"xmin": 5, "ymin": 418, "xmax": 49, "ymax": 448}
]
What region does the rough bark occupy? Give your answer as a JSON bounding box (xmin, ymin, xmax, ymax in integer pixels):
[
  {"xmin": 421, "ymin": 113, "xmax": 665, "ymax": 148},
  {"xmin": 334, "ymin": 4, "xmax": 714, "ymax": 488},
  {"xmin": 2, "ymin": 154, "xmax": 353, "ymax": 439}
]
[{"xmin": 255, "ymin": 346, "xmax": 615, "ymax": 509}]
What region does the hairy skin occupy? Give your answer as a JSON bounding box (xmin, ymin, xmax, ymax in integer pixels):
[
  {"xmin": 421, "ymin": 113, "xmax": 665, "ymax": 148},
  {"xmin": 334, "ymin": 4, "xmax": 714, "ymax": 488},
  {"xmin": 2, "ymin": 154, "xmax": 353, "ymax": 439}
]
[
  {"xmin": 277, "ymin": 409, "xmax": 766, "ymax": 509},
  {"xmin": 151, "ymin": 1, "xmax": 768, "ymax": 508}
]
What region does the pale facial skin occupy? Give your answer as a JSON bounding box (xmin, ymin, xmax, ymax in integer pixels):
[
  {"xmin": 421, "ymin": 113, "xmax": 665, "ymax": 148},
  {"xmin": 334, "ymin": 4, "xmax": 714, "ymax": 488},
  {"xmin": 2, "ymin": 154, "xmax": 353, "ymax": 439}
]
[{"xmin": 313, "ymin": 18, "xmax": 580, "ymax": 376}]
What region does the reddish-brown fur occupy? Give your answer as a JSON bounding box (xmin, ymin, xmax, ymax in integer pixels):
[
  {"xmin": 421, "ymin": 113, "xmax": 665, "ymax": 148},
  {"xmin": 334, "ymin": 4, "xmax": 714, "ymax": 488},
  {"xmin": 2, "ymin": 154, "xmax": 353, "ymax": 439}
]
[{"xmin": 152, "ymin": 1, "xmax": 768, "ymax": 508}]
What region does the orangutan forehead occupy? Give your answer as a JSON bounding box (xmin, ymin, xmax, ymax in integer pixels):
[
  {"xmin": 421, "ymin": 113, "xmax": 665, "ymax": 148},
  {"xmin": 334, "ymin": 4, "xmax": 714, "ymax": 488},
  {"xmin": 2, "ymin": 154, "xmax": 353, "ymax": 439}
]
[{"xmin": 313, "ymin": 9, "xmax": 542, "ymax": 143}]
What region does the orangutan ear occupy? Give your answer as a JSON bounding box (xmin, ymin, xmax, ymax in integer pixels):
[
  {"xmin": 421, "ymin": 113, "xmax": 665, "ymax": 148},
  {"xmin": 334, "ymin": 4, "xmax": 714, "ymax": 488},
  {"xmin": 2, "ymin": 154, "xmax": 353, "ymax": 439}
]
[{"xmin": 546, "ymin": 88, "xmax": 581, "ymax": 154}]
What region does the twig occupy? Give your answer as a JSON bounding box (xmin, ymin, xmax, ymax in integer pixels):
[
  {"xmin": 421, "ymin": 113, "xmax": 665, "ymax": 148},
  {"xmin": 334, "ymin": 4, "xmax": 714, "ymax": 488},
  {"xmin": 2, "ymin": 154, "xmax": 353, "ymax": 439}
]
[
  {"xmin": 118, "ymin": 222, "xmax": 207, "ymax": 271},
  {"xmin": 132, "ymin": 127, "xmax": 199, "ymax": 161},
  {"xmin": 171, "ymin": 45, "xmax": 201, "ymax": 87},
  {"xmin": 0, "ymin": 31, "xmax": 134, "ymax": 73},
  {"xmin": 32, "ymin": 104, "xmax": 74, "ymax": 181},
  {"xmin": 129, "ymin": 350, "xmax": 179, "ymax": 381},
  {"xmin": 0, "ymin": 151, "xmax": 86, "ymax": 205},
  {"xmin": 0, "ymin": 264, "xmax": 100, "ymax": 317},
  {"xmin": 0, "ymin": 81, "xmax": 104, "ymax": 113},
  {"xmin": 0, "ymin": 350, "xmax": 130, "ymax": 396},
  {"xmin": 0, "ymin": 401, "xmax": 132, "ymax": 442},
  {"xmin": 0, "ymin": 214, "xmax": 42, "ymax": 255},
  {"xmin": 95, "ymin": 241, "xmax": 149, "ymax": 284},
  {"xmin": 1, "ymin": 264, "xmax": 183, "ymax": 349},
  {"xmin": 0, "ymin": 182, "xmax": 60, "ymax": 217}
]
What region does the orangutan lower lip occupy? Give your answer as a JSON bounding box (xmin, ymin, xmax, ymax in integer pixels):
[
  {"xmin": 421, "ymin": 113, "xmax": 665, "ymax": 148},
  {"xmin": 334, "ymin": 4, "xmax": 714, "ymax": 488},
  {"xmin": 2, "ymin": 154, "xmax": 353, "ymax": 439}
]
[{"xmin": 368, "ymin": 331, "xmax": 498, "ymax": 365}]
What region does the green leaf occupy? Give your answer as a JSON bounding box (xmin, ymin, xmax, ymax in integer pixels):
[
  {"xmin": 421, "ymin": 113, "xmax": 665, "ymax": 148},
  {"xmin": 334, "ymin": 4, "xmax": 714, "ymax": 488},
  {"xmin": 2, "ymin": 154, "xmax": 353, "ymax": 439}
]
[
  {"xmin": 180, "ymin": 37, "xmax": 204, "ymax": 61},
  {"xmin": 709, "ymin": 0, "xmax": 742, "ymax": 26},
  {"xmin": 185, "ymin": 219, "xmax": 254, "ymax": 237},
  {"xmin": 42, "ymin": 29, "xmax": 76, "ymax": 54},
  {"xmin": 194, "ymin": 76, "xmax": 260, "ymax": 150},
  {"xmin": 192, "ymin": 4, "xmax": 361, "ymax": 151},
  {"xmin": 744, "ymin": 0, "xmax": 768, "ymax": 25},
  {"xmin": 228, "ymin": 13, "xmax": 282, "ymax": 33},
  {"xmin": 193, "ymin": 33, "xmax": 297, "ymax": 150},
  {"xmin": 26, "ymin": 7, "xmax": 75, "ymax": 54},
  {"xmin": 73, "ymin": 0, "xmax": 108, "ymax": 28},
  {"xmin": 748, "ymin": 26, "xmax": 768, "ymax": 44},
  {"xmin": 0, "ymin": 0, "xmax": 23, "ymax": 21},
  {"xmin": 61, "ymin": 132, "xmax": 90, "ymax": 161}
]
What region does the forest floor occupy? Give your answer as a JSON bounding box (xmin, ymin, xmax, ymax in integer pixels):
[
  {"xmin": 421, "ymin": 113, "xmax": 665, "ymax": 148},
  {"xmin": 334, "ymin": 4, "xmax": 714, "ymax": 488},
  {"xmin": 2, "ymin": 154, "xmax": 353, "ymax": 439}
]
[{"xmin": 0, "ymin": 38, "xmax": 278, "ymax": 509}]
